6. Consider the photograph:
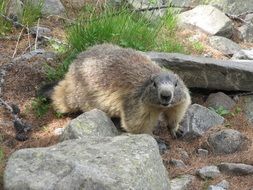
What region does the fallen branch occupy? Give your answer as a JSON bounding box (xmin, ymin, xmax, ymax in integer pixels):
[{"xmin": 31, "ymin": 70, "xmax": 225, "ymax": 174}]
[
  {"xmin": 0, "ymin": 13, "xmax": 28, "ymax": 29},
  {"xmin": 135, "ymin": 4, "xmax": 194, "ymax": 12},
  {"xmin": 0, "ymin": 98, "xmax": 31, "ymax": 141}
]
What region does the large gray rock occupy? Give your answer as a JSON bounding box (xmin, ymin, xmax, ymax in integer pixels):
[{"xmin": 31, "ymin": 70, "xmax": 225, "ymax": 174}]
[
  {"xmin": 178, "ymin": 5, "xmax": 233, "ymax": 38},
  {"xmin": 241, "ymin": 95, "xmax": 253, "ymax": 123},
  {"xmin": 238, "ymin": 23, "xmax": 253, "ymax": 43},
  {"xmin": 4, "ymin": 134, "xmax": 170, "ymax": 190},
  {"xmin": 207, "ymin": 129, "xmax": 245, "ymax": 154},
  {"xmin": 147, "ymin": 52, "xmax": 253, "ymax": 91},
  {"xmin": 209, "ymin": 36, "xmax": 241, "ymax": 55},
  {"xmin": 170, "ymin": 174, "xmax": 194, "ymax": 190},
  {"xmin": 196, "ymin": 166, "xmax": 221, "ymax": 179},
  {"xmin": 60, "ymin": 109, "xmax": 119, "ymax": 141},
  {"xmin": 218, "ymin": 162, "xmax": 253, "ymax": 175},
  {"xmin": 232, "ymin": 49, "xmax": 253, "ymax": 60},
  {"xmin": 205, "ymin": 92, "xmax": 236, "ymax": 111},
  {"xmin": 180, "ymin": 104, "xmax": 224, "ymax": 140},
  {"xmin": 210, "ymin": 0, "xmax": 253, "ymax": 15}
]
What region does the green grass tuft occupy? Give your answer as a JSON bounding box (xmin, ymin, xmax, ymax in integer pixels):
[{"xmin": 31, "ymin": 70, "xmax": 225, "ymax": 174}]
[
  {"xmin": 30, "ymin": 96, "xmax": 50, "ymax": 118},
  {"xmin": 21, "ymin": 0, "xmax": 44, "ymax": 26},
  {"xmin": 0, "ymin": 0, "xmax": 12, "ymax": 35}
]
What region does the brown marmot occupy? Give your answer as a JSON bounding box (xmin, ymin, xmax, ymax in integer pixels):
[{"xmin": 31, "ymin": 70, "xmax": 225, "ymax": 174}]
[{"xmin": 51, "ymin": 44, "xmax": 191, "ymax": 137}]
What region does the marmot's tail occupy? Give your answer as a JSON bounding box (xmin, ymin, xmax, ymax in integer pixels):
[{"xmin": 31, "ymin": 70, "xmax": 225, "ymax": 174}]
[{"xmin": 37, "ymin": 81, "xmax": 59, "ymax": 101}]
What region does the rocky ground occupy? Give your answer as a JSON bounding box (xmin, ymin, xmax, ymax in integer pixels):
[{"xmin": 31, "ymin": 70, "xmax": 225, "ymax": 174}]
[{"xmin": 1, "ymin": 0, "xmax": 253, "ymax": 189}]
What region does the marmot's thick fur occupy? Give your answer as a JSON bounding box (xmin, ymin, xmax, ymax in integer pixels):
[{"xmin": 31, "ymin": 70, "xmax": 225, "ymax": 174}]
[{"xmin": 51, "ymin": 44, "xmax": 191, "ymax": 137}]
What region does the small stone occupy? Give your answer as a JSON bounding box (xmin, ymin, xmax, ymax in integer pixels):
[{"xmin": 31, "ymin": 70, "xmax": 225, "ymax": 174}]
[
  {"xmin": 232, "ymin": 49, "xmax": 253, "ymax": 60},
  {"xmin": 207, "ymin": 129, "xmax": 245, "ymax": 154},
  {"xmin": 54, "ymin": 128, "xmax": 64, "ymax": 136},
  {"xmin": 238, "ymin": 23, "xmax": 253, "ymax": 43},
  {"xmin": 196, "ymin": 166, "xmax": 220, "ymax": 179},
  {"xmin": 216, "ymin": 180, "xmax": 229, "ymax": 189},
  {"xmin": 181, "ymin": 104, "xmax": 224, "ymax": 140},
  {"xmin": 30, "ymin": 26, "xmax": 51, "ymax": 38},
  {"xmin": 197, "ymin": 149, "xmax": 208, "ymax": 157},
  {"xmin": 208, "ymin": 185, "xmax": 225, "ymax": 190},
  {"xmin": 60, "ymin": 109, "xmax": 119, "ymax": 141},
  {"xmin": 156, "ymin": 138, "xmax": 169, "ymax": 155},
  {"xmin": 241, "ymin": 95, "xmax": 253, "ymax": 123},
  {"xmin": 209, "ymin": 36, "xmax": 241, "ymax": 56},
  {"xmin": 170, "ymin": 174, "xmax": 195, "ymax": 190},
  {"xmin": 170, "ymin": 159, "xmax": 186, "ymax": 168},
  {"xmin": 205, "ymin": 92, "xmax": 236, "ymax": 110},
  {"xmin": 218, "ymin": 162, "xmax": 253, "ymax": 175}
]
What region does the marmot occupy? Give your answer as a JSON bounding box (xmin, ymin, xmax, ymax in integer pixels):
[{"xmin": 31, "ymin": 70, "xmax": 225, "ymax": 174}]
[{"xmin": 50, "ymin": 44, "xmax": 191, "ymax": 137}]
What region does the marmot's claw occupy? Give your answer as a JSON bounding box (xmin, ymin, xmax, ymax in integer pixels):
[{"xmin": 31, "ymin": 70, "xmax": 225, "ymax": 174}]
[{"xmin": 175, "ymin": 129, "xmax": 184, "ymax": 138}]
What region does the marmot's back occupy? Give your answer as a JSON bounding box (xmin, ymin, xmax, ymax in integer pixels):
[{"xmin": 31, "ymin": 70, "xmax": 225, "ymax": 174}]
[{"xmin": 70, "ymin": 44, "xmax": 161, "ymax": 91}]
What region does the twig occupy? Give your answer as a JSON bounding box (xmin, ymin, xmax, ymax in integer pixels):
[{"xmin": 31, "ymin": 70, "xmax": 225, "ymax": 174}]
[
  {"xmin": 237, "ymin": 11, "xmax": 253, "ymax": 18},
  {"xmin": 41, "ymin": 35, "xmax": 68, "ymax": 45},
  {"xmin": 225, "ymin": 13, "xmax": 247, "ymax": 24},
  {"xmin": 27, "ymin": 24, "xmax": 32, "ymax": 52},
  {"xmin": 0, "ymin": 98, "xmax": 13, "ymax": 113},
  {"xmin": 12, "ymin": 27, "xmax": 25, "ymax": 58},
  {"xmin": 34, "ymin": 18, "xmax": 40, "ymax": 50}
]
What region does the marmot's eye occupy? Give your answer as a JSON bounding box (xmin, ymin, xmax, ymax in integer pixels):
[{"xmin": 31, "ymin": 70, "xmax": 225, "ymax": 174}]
[{"xmin": 175, "ymin": 81, "xmax": 178, "ymax": 87}]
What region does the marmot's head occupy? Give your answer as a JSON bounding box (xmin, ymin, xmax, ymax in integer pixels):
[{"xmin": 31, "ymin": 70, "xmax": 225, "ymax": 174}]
[{"xmin": 141, "ymin": 72, "xmax": 188, "ymax": 108}]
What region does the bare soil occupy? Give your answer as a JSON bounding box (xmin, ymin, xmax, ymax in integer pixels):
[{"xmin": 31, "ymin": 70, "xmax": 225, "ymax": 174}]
[{"xmin": 0, "ymin": 18, "xmax": 253, "ymax": 190}]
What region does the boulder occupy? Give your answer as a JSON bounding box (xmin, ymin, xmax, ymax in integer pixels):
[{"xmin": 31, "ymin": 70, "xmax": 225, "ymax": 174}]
[
  {"xmin": 205, "ymin": 92, "xmax": 236, "ymax": 110},
  {"xmin": 218, "ymin": 162, "xmax": 253, "ymax": 175},
  {"xmin": 210, "ymin": 0, "xmax": 253, "ymax": 15},
  {"xmin": 208, "ymin": 180, "xmax": 229, "ymax": 190},
  {"xmin": 196, "ymin": 166, "xmax": 221, "ymax": 179},
  {"xmin": 209, "ymin": 36, "xmax": 241, "ymax": 56},
  {"xmin": 4, "ymin": 134, "xmax": 170, "ymax": 190},
  {"xmin": 178, "ymin": 5, "xmax": 233, "ymax": 38},
  {"xmin": 180, "ymin": 104, "xmax": 224, "ymax": 140},
  {"xmin": 207, "ymin": 129, "xmax": 245, "ymax": 154},
  {"xmin": 147, "ymin": 52, "xmax": 253, "ymax": 91},
  {"xmin": 60, "ymin": 109, "xmax": 119, "ymax": 141}
]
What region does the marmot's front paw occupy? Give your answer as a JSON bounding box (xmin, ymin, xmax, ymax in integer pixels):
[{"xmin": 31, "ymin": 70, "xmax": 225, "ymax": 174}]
[{"xmin": 170, "ymin": 127, "xmax": 184, "ymax": 139}]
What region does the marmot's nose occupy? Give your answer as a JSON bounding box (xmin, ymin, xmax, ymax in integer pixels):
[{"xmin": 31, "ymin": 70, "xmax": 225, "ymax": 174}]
[{"xmin": 160, "ymin": 90, "xmax": 172, "ymax": 104}]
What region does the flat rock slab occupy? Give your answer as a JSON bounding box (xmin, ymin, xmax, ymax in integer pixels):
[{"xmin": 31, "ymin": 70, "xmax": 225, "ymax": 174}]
[
  {"xmin": 4, "ymin": 134, "xmax": 170, "ymax": 190},
  {"xmin": 178, "ymin": 5, "xmax": 233, "ymax": 38},
  {"xmin": 147, "ymin": 52, "xmax": 253, "ymax": 91},
  {"xmin": 218, "ymin": 163, "xmax": 253, "ymax": 175},
  {"xmin": 232, "ymin": 49, "xmax": 253, "ymax": 60}
]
